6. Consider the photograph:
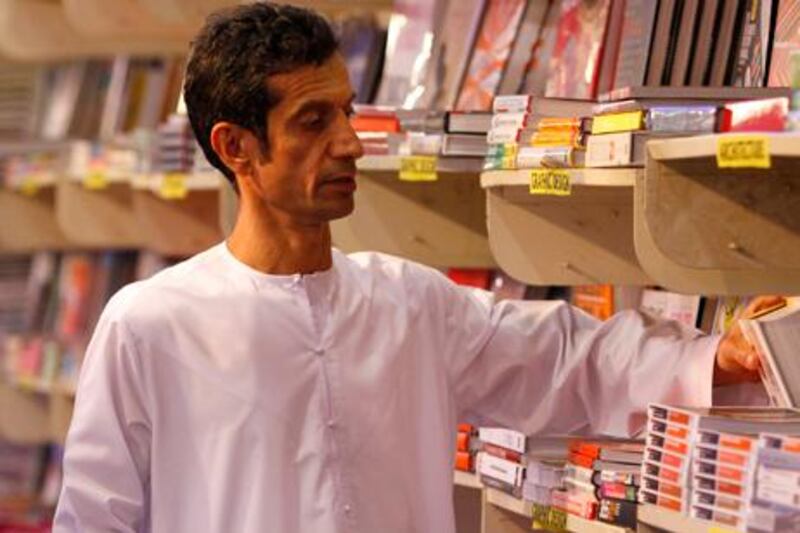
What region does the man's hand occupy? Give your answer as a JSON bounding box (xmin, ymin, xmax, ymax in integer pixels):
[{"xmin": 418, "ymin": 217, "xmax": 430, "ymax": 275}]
[{"xmin": 714, "ymin": 295, "xmax": 787, "ymax": 386}]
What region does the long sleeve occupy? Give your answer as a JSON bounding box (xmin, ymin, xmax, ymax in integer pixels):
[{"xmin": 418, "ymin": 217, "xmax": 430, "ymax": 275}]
[
  {"xmin": 436, "ymin": 280, "xmax": 718, "ymax": 437},
  {"xmin": 54, "ymin": 301, "xmax": 151, "ymax": 533}
]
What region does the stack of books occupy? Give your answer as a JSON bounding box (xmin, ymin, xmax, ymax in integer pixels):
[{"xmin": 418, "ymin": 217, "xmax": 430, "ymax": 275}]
[
  {"xmin": 441, "ymin": 111, "xmax": 491, "ymax": 158},
  {"xmin": 455, "ymin": 423, "xmax": 478, "ymax": 473},
  {"xmin": 156, "ymin": 114, "xmax": 197, "ymax": 174},
  {"xmin": 476, "ymin": 427, "xmax": 527, "ymax": 498},
  {"xmin": 641, "ymin": 404, "xmax": 800, "ymax": 530},
  {"xmin": 484, "ymin": 95, "xmax": 594, "ymax": 171},
  {"xmin": 560, "ymin": 438, "xmax": 644, "ymax": 528},
  {"xmin": 525, "ymin": 458, "xmax": 567, "ymax": 531},
  {"xmin": 350, "ymin": 105, "xmax": 402, "ymax": 156}
]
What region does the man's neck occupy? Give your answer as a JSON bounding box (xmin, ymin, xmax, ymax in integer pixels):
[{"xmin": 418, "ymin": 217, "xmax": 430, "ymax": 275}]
[{"xmin": 226, "ymin": 197, "xmax": 333, "ymax": 276}]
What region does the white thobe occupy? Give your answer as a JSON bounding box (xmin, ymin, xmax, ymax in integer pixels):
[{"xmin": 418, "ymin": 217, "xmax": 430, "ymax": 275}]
[{"xmin": 54, "ymin": 243, "xmax": 717, "ymax": 533}]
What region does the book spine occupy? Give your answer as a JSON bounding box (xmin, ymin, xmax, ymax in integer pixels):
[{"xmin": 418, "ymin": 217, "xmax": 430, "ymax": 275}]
[
  {"xmin": 719, "ymin": 97, "xmax": 789, "ymax": 132},
  {"xmin": 591, "ymin": 111, "xmax": 645, "ymax": 134},
  {"xmin": 478, "ymin": 428, "xmax": 527, "ymax": 454},
  {"xmin": 598, "ymin": 498, "xmax": 638, "ymax": 528},
  {"xmin": 455, "ymin": 450, "xmax": 473, "ymax": 472},
  {"xmin": 642, "ymin": 475, "xmax": 684, "ymax": 499},
  {"xmin": 487, "ymin": 127, "xmax": 522, "ymax": 145},
  {"xmin": 480, "ymin": 473, "xmax": 523, "ymax": 498},
  {"xmin": 646, "ymin": 106, "xmax": 718, "ymax": 132},
  {"xmin": 490, "ymin": 112, "xmax": 530, "ymax": 129},
  {"xmin": 516, "ymin": 146, "xmax": 574, "ymax": 168},
  {"xmin": 567, "ymin": 451, "xmax": 596, "ymax": 470},
  {"xmin": 482, "ymin": 442, "xmax": 523, "ymax": 463},
  {"xmin": 599, "ymin": 482, "xmax": 638, "ymax": 501},
  {"xmin": 476, "ymin": 452, "xmax": 525, "ymax": 487},
  {"xmin": 493, "ymin": 95, "xmax": 532, "ymax": 113}
]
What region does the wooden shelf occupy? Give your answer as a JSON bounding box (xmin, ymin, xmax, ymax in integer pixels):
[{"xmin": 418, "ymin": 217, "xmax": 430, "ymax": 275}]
[
  {"xmin": 329, "ymin": 156, "xmax": 494, "ymax": 268},
  {"xmin": 0, "ymin": 0, "xmax": 189, "ymax": 60},
  {"xmin": 637, "ymin": 505, "xmax": 725, "ymax": 533},
  {"xmin": 481, "ymin": 168, "xmax": 652, "ymax": 285},
  {"xmin": 0, "ymin": 186, "xmax": 71, "ymax": 252},
  {"xmin": 56, "ymin": 180, "xmax": 144, "ymax": 249},
  {"xmin": 0, "ymin": 383, "xmax": 50, "ymax": 444},
  {"xmin": 62, "ymin": 0, "xmax": 195, "ymax": 43},
  {"xmin": 484, "ymin": 488, "xmax": 533, "ymax": 518},
  {"xmin": 454, "ymin": 470, "xmax": 483, "ymax": 490},
  {"xmin": 567, "ymin": 514, "xmax": 633, "ymax": 533},
  {"xmin": 637, "ymin": 134, "xmax": 800, "ymax": 295},
  {"xmin": 133, "ymin": 188, "xmax": 223, "ymax": 256}
]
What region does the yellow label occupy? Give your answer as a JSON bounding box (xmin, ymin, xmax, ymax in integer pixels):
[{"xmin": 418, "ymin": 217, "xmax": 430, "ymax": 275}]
[
  {"xmin": 159, "ymin": 173, "xmax": 189, "ymax": 200},
  {"xmin": 83, "ymin": 170, "xmax": 109, "ymax": 190},
  {"xmin": 501, "ymin": 143, "xmax": 518, "ymax": 170},
  {"xmin": 709, "ymin": 527, "xmax": 739, "ymax": 533},
  {"xmin": 591, "ymin": 111, "xmax": 644, "ymax": 134},
  {"xmin": 716, "ymin": 135, "xmax": 771, "ymax": 168},
  {"xmin": 399, "ymin": 156, "xmax": 438, "ymax": 182},
  {"xmin": 19, "ymin": 176, "xmax": 39, "ymax": 196},
  {"xmin": 530, "ymin": 169, "xmax": 571, "ymax": 196}
]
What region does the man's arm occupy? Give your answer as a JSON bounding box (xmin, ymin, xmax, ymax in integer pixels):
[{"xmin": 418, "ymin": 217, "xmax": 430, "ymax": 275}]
[
  {"xmin": 54, "ymin": 304, "xmax": 151, "ymax": 532},
  {"xmin": 441, "ymin": 287, "xmax": 717, "ymax": 437}
]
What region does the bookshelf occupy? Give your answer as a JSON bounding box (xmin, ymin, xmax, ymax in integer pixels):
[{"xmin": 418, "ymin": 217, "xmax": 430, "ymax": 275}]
[
  {"xmin": 0, "ymin": 384, "xmax": 51, "ymax": 445},
  {"xmin": 480, "ymin": 169, "xmax": 653, "ymax": 285},
  {"xmin": 638, "ymin": 134, "xmax": 800, "ymax": 294},
  {"xmin": 454, "ymin": 470, "xmax": 483, "ymax": 490}
]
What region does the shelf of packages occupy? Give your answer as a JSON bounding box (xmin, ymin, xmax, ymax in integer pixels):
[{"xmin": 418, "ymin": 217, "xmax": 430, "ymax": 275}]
[
  {"xmin": 480, "ymin": 168, "xmax": 653, "ymax": 286},
  {"xmin": 637, "ymin": 504, "xmax": 731, "ymax": 533},
  {"xmin": 484, "ymin": 487, "xmax": 634, "ymax": 533},
  {"xmin": 0, "ymin": 382, "xmax": 72, "ymax": 445},
  {"xmin": 332, "ymin": 155, "xmax": 494, "ymax": 268},
  {"xmin": 0, "ymin": 0, "xmax": 191, "ymax": 61},
  {"xmin": 132, "ymin": 172, "xmax": 225, "ymax": 257},
  {"xmin": 638, "ymin": 133, "xmax": 800, "ymax": 295}
]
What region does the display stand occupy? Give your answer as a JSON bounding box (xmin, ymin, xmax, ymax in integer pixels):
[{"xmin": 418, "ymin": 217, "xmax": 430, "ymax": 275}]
[
  {"xmin": 482, "ymin": 169, "xmax": 652, "ymax": 285},
  {"xmin": 637, "ymin": 134, "xmax": 800, "ymax": 294}
]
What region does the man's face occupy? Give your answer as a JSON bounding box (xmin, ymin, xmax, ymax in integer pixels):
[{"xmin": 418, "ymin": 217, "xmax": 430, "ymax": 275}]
[{"xmin": 248, "ymin": 53, "xmax": 363, "ymax": 225}]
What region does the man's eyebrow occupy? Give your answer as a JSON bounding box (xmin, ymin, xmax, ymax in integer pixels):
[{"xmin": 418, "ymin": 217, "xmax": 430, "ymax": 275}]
[{"xmin": 289, "ymin": 93, "xmax": 357, "ymax": 119}]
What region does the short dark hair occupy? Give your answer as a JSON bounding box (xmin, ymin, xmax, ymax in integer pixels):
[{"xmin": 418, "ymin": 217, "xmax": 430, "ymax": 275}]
[{"xmin": 184, "ymin": 2, "xmax": 339, "ymax": 187}]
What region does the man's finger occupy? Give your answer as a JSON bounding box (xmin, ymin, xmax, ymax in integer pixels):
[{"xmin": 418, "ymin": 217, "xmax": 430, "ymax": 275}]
[{"xmin": 744, "ymin": 295, "xmax": 786, "ymax": 318}]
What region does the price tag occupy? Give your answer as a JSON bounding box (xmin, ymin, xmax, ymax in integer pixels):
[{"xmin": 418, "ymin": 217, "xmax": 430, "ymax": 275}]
[
  {"xmin": 159, "ymin": 173, "xmax": 189, "ymax": 200},
  {"xmin": 716, "ymin": 135, "xmax": 771, "ymax": 168},
  {"xmin": 83, "ymin": 170, "xmax": 109, "ymax": 190},
  {"xmin": 399, "ymin": 156, "xmax": 438, "ymax": 182},
  {"xmin": 529, "ymin": 169, "xmax": 571, "ymax": 196},
  {"xmin": 709, "ymin": 527, "xmax": 738, "ymax": 533}
]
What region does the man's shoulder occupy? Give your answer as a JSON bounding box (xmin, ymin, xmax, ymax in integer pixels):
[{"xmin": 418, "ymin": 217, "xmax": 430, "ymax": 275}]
[
  {"xmin": 102, "ymin": 245, "xmax": 228, "ymax": 327},
  {"xmin": 337, "ymin": 249, "xmax": 443, "ymax": 285}
]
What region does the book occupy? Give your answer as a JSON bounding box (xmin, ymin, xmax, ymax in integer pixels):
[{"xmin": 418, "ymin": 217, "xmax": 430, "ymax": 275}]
[
  {"xmin": 375, "ymin": 0, "xmax": 444, "ymax": 108},
  {"xmin": 595, "ymin": 0, "xmax": 626, "ymax": 95},
  {"xmin": 599, "ymin": 85, "xmax": 791, "ymax": 102},
  {"xmin": 585, "ymin": 131, "xmax": 681, "ymax": 168},
  {"xmin": 441, "ymin": 133, "xmax": 488, "ymax": 157},
  {"xmin": 718, "ymin": 96, "xmax": 789, "ymax": 132},
  {"xmin": 639, "ymin": 289, "xmax": 703, "ymax": 329},
  {"xmin": 768, "ymin": 0, "xmax": 800, "ymax": 87},
  {"xmin": 544, "ymin": 0, "xmax": 612, "ymax": 100},
  {"xmin": 434, "ymin": 0, "xmax": 486, "ymax": 109},
  {"xmin": 646, "ymin": 0, "xmax": 679, "ymax": 85},
  {"xmin": 445, "ymin": 111, "xmax": 493, "ymax": 134},
  {"xmin": 730, "ymin": 0, "xmax": 774, "ymax": 87},
  {"xmin": 520, "ymin": 0, "xmax": 560, "ymax": 95},
  {"xmin": 613, "ymin": 0, "xmax": 660, "ymax": 90},
  {"xmin": 740, "ymin": 301, "xmax": 800, "ymax": 408},
  {"xmin": 646, "ymin": 105, "xmax": 718, "ymax": 133},
  {"xmin": 455, "ymin": 0, "xmax": 527, "ymax": 111},
  {"xmin": 493, "ymin": 95, "xmax": 596, "ymax": 116},
  {"xmin": 709, "ymin": 0, "xmax": 746, "ymax": 86},
  {"xmin": 496, "ymin": 0, "xmax": 552, "ymax": 96},
  {"xmin": 668, "ymin": 0, "xmax": 701, "ymax": 86},
  {"xmin": 688, "ymin": 0, "xmax": 720, "ymax": 85}
]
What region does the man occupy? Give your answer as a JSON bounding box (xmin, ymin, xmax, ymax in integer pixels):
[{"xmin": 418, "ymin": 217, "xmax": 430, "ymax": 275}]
[{"xmin": 54, "ymin": 3, "xmax": 779, "ymax": 532}]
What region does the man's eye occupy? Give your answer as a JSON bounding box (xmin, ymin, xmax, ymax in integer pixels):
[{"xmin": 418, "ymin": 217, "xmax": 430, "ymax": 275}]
[{"xmin": 303, "ymin": 114, "xmax": 323, "ymax": 127}]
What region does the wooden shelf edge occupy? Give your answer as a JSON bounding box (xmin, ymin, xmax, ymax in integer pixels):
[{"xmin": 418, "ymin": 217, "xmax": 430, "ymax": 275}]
[
  {"xmin": 357, "ymin": 155, "xmax": 484, "ymax": 175},
  {"xmin": 480, "ymin": 168, "xmax": 640, "ymax": 189},
  {"xmin": 453, "ymin": 470, "xmax": 482, "ymax": 490},
  {"xmin": 485, "ymin": 488, "xmax": 533, "ymax": 518},
  {"xmin": 648, "ymin": 132, "xmax": 800, "ymax": 161},
  {"xmin": 637, "ymin": 505, "xmax": 723, "ymax": 533},
  {"xmin": 568, "ymin": 514, "xmax": 633, "ymax": 533}
]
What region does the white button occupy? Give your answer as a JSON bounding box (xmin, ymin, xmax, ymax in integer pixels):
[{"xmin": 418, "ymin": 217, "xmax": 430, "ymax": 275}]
[
  {"xmin": 344, "ymin": 505, "xmax": 352, "ymax": 514},
  {"xmin": 313, "ymin": 348, "xmax": 324, "ymax": 357},
  {"xmin": 327, "ymin": 420, "xmax": 335, "ymax": 428}
]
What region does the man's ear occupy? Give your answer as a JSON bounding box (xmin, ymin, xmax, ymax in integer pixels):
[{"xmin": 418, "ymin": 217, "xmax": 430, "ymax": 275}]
[{"xmin": 209, "ymin": 122, "xmax": 259, "ymax": 181}]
